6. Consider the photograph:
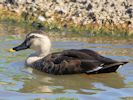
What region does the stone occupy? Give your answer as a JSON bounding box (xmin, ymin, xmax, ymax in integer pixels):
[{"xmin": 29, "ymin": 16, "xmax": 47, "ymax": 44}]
[
  {"xmin": 70, "ymin": 0, "xmax": 76, "ymax": 2},
  {"xmin": 0, "ymin": 0, "xmax": 133, "ymax": 33},
  {"xmin": 45, "ymin": 10, "xmax": 54, "ymax": 17},
  {"xmin": 0, "ymin": 0, "xmax": 5, "ymax": 3},
  {"xmin": 25, "ymin": 0, "xmax": 32, "ymax": 4},
  {"xmin": 38, "ymin": 15, "xmax": 46, "ymax": 22},
  {"xmin": 0, "ymin": 4, "xmax": 4, "ymax": 9}
]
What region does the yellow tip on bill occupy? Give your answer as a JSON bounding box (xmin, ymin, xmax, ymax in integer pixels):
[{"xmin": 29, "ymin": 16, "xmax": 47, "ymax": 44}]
[{"xmin": 9, "ymin": 48, "xmax": 16, "ymax": 52}]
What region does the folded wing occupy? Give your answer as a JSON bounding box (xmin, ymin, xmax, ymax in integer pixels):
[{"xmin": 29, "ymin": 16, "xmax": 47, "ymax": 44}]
[{"xmin": 31, "ymin": 49, "xmax": 127, "ymax": 75}]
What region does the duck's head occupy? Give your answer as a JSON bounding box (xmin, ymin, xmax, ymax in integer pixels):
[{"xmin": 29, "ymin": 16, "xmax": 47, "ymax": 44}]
[{"xmin": 9, "ymin": 31, "xmax": 51, "ymax": 57}]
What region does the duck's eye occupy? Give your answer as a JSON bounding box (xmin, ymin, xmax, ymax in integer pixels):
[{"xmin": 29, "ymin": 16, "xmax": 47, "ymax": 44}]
[
  {"xmin": 31, "ymin": 35, "xmax": 36, "ymax": 38},
  {"xmin": 30, "ymin": 35, "xmax": 39, "ymax": 39}
]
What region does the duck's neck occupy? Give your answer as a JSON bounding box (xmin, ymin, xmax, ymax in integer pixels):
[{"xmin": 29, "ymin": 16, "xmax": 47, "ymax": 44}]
[
  {"xmin": 37, "ymin": 45, "xmax": 51, "ymax": 57},
  {"xmin": 26, "ymin": 42, "xmax": 51, "ymax": 66}
]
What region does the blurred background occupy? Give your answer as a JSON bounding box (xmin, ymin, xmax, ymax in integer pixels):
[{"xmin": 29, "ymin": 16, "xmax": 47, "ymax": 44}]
[{"xmin": 0, "ymin": 0, "xmax": 133, "ymax": 100}]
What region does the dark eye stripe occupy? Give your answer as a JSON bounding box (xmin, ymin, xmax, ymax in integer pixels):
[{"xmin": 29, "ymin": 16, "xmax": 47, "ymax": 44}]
[
  {"xmin": 27, "ymin": 35, "xmax": 39, "ymax": 40},
  {"xmin": 30, "ymin": 35, "xmax": 36, "ymax": 38}
]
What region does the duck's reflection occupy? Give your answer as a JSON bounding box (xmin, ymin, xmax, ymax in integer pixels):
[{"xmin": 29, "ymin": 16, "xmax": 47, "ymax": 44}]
[{"xmin": 19, "ymin": 68, "xmax": 126, "ymax": 93}]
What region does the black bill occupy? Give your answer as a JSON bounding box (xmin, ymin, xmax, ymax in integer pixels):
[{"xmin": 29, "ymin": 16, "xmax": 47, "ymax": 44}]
[{"xmin": 11, "ymin": 38, "xmax": 31, "ymax": 52}]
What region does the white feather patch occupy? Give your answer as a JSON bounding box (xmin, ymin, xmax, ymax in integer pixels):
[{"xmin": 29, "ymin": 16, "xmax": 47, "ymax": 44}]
[
  {"xmin": 119, "ymin": 65, "xmax": 123, "ymax": 68},
  {"xmin": 86, "ymin": 66, "xmax": 103, "ymax": 73},
  {"xmin": 86, "ymin": 63, "xmax": 104, "ymax": 73}
]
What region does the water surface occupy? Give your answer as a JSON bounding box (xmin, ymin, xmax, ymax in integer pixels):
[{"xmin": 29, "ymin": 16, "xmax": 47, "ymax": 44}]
[{"xmin": 0, "ymin": 28, "xmax": 133, "ymax": 100}]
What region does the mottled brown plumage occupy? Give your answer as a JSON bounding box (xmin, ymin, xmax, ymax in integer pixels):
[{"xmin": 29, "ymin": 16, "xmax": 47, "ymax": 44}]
[
  {"xmin": 11, "ymin": 31, "xmax": 128, "ymax": 75},
  {"xmin": 30, "ymin": 49, "xmax": 127, "ymax": 75}
]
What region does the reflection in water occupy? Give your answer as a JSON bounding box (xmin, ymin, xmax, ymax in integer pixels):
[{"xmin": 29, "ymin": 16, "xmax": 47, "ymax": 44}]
[
  {"xmin": 19, "ymin": 68, "xmax": 125, "ymax": 94},
  {"xmin": 0, "ymin": 28, "xmax": 133, "ymax": 100}
]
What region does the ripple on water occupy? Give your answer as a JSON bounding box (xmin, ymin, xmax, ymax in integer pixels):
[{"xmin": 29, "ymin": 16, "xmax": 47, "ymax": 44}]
[{"xmin": 0, "ymin": 37, "xmax": 132, "ymax": 100}]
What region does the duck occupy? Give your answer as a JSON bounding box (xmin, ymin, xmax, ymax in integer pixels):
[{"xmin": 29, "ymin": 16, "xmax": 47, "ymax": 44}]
[{"xmin": 9, "ymin": 31, "xmax": 128, "ymax": 75}]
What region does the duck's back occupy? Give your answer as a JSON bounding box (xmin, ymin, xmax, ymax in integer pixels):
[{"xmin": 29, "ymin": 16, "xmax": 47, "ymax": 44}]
[{"xmin": 30, "ymin": 49, "xmax": 127, "ymax": 75}]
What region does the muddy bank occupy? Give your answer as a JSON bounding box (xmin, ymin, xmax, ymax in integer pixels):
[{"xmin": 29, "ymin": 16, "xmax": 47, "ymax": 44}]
[{"xmin": 0, "ymin": 0, "xmax": 133, "ymax": 36}]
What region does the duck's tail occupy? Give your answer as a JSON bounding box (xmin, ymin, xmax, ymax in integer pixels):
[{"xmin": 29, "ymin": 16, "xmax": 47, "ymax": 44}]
[{"xmin": 87, "ymin": 61, "xmax": 128, "ymax": 74}]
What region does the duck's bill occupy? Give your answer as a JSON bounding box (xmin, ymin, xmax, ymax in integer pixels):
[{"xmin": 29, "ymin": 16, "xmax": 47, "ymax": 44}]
[
  {"xmin": 9, "ymin": 39, "xmax": 30, "ymax": 52},
  {"xmin": 9, "ymin": 48, "xmax": 16, "ymax": 52}
]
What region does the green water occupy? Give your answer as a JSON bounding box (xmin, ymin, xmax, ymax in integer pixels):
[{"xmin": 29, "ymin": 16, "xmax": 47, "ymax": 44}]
[{"xmin": 0, "ymin": 23, "xmax": 133, "ymax": 100}]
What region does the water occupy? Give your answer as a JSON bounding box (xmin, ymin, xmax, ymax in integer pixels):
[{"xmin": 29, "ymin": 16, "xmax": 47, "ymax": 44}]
[{"xmin": 0, "ymin": 25, "xmax": 133, "ymax": 100}]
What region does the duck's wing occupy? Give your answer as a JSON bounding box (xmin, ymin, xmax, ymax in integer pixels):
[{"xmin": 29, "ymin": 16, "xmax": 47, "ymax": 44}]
[
  {"xmin": 32, "ymin": 58, "xmax": 103, "ymax": 75},
  {"xmin": 29, "ymin": 50, "xmax": 98, "ymax": 74},
  {"xmin": 78, "ymin": 49, "xmax": 118, "ymax": 63},
  {"xmin": 31, "ymin": 49, "xmax": 127, "ymax": 75},
  {"xmin": 89, "ymin": 62, "xmax": 127, "ymax": 74},
  {"xmin": 52, "ymin": 49, "xmax": 128, "ymax": 74},
  {"xmin": 78, "ymin": 49, "xmax": 128, "ymax": 74},
  {"xmin": 79, "ymin": 49, "xmax": 128, "ymax": 62},
  {"xmin": 30, "ymin": 50, "xmax": 105, "ymax": 74}
]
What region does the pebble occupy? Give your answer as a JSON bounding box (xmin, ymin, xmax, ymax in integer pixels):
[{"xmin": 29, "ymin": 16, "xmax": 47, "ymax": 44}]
[{"xmin": 0, "ymin": 0, "xmax": 133, "ymax": 29}]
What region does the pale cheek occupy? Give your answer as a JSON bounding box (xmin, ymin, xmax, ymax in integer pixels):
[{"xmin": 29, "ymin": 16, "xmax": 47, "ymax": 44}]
[
  {"xmin": 33, "ymin": 40, "xmax": 40, "ymax": 46},
  {"xmin": 30, "ymin": 40, "xmax": 41, "ymax": 50}
]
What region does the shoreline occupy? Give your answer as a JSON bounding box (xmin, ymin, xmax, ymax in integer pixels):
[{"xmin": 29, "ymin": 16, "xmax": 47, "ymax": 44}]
[
  {"xmin": 0, "ymin": 0, "xmax": 133, "ymax": 36},
  {"xmin": 0, "ymin": 16, "xmax": 133, "ymax": 38}
]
